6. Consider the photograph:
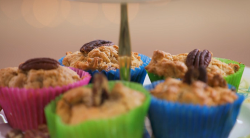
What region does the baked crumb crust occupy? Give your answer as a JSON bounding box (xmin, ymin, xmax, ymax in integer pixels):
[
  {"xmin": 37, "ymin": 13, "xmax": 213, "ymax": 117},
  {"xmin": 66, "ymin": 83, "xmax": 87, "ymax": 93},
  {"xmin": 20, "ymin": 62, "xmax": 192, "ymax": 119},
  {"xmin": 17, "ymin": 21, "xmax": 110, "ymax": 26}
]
[
  {"xmin": 56, "ymin": 83, "xmax": 145, "ymax": 125},
  {"xmin": 151, "ymin": 78, "xmax": 237, "ymax": 106},
  {"xmin": 62, "ymin": 45, "xmax": 143, "ymax": 71},
  {"xmin": 0, "ymin": 66, "xmax": 80, "ymax": 89}
]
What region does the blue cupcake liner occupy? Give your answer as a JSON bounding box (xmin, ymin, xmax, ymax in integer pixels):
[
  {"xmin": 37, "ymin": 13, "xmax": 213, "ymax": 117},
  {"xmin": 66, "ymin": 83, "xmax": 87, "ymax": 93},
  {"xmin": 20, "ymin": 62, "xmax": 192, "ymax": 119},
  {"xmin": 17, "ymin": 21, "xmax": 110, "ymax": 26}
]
[
  {"xmin": 59, "ymin": 54, "xmax": 151, "ymax": 84},
  {"xmin": 144, "ymin": 80, "xmax": 245, "ymax": 138}
]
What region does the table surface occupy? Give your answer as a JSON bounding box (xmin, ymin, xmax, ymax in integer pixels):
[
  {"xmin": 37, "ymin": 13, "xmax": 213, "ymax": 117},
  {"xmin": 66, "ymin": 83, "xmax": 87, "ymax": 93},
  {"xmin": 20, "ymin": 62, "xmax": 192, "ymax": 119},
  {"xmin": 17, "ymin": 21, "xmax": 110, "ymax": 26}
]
[{"xmin": 0, "ymin": 67, "xmax": 250, "ymax": 138}]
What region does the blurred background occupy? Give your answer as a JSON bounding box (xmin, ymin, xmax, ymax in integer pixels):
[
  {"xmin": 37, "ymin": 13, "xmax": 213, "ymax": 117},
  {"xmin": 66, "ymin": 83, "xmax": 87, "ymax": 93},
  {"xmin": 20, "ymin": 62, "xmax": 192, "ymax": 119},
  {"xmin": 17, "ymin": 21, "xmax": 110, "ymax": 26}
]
[{"xmin": 0, "ymin": 0, "xmax": 249, "ymax": 69}]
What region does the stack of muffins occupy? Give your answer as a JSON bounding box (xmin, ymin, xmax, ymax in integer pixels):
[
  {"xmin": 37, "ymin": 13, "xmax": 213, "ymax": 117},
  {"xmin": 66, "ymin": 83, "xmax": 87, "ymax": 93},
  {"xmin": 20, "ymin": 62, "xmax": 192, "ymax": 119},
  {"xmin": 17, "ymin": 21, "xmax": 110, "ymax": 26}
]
[{"xmin": 0, "ymin": 40, "xmax": 245, "ymax": 138}]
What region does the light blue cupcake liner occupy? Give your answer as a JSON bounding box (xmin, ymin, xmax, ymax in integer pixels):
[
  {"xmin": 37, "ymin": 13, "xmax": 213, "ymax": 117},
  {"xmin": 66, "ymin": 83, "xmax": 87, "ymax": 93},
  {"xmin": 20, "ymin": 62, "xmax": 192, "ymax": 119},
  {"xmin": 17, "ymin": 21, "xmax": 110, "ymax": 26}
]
[
  {"xmin": 144, "ymin": 80, "xmax": 245, "ymax": 138},
  {"xmin": 59, "ymin": 54, "xmax": 151, "ymax": 84}
]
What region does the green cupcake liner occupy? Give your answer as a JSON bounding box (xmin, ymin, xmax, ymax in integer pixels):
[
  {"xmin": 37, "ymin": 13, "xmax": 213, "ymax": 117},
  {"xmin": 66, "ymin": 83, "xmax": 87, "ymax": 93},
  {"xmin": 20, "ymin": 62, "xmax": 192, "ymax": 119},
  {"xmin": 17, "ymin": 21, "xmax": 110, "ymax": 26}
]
[
  {"xmin": 215, "ymin": 58, "xmax": 245, "ymax": 90},
  {"xmin": 45, "ymin": 81, "xmax": 151, "ymax": 138},
  {"xmin": 147, "ymin": 71, "xmax": 165, "ymax": 83},
  {"xmin": 147, "ymin": 57, "xmax": 245, "ymax": 90}
]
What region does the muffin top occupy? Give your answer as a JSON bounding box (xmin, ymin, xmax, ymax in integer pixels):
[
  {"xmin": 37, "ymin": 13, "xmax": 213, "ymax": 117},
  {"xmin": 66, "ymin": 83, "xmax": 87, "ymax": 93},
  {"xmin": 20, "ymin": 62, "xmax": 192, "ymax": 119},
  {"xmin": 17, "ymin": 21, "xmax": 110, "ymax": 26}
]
[
  {"xmin": 151, "ymin": 67, "xmax": 238, "ymax": 106},
  {"xmin": 56, "ymin": 74, "xmax": 145, "ymax": 125},
  {"xmin": 145, "ymin": 50, "xmax": 240, "ymax": 80},
  {"xmin": 62, "ymin": 40, "xmax": 143, "ymax": 71},
  {"xmin": 0, "ymin": 58, "xmax": 80, "ymax": 89}
]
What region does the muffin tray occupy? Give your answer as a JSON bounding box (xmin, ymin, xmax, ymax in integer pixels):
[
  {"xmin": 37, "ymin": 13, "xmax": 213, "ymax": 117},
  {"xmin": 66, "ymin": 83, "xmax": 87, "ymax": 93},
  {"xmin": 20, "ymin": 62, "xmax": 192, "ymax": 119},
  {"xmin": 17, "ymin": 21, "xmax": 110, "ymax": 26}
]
[
  {"xmin": 0, "ymin": 92, "xmax": 250, "ymax": 138},
  {"xmin": 1, "ymin": 73, "xmax": 250, "ymax": 138},
  {"xmin": 0, "ymin": 110, "xmax": 151, "ymax": 138}
]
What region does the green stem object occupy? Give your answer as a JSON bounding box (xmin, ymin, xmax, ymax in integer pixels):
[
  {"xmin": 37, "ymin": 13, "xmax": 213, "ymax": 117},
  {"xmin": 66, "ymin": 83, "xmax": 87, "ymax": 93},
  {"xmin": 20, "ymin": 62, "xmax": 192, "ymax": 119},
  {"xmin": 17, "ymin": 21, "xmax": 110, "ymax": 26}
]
[{"xmin": 119, "ymin": 3, "xmax": 131, "ymax": 81}]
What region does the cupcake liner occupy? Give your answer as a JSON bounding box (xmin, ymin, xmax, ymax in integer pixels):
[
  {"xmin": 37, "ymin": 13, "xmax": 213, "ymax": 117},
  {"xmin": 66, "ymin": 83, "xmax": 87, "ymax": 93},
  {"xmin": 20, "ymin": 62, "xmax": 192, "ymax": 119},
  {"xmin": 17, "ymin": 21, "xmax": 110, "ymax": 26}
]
[
  {"xmin": 0, "ymin": 67, "xmax": 91, "ymax": 131},
  {"xmin": 147, "ymin": 57, "xmax": 245, "ymax": 90},
  {"xmin": 144, "ymin": 81, "xmax": 245, "ymax": 138},
  {"xmin": 215, "ymin": 58, "xmax": 245, "ymax": 90},
  {"xmin": 59, "ymin": 54, "xmax": 151, "ymax": 84},
  {"xmin": 143, "ymin": 126, "xmax": 150, "ymax": 138},
  {"xmin": 147, "ymin": 71, "xmax": 165, "ymax": 83},
  {"xmin": 45, "ymin": 81, "xmax": 151, "ymax": 138}
]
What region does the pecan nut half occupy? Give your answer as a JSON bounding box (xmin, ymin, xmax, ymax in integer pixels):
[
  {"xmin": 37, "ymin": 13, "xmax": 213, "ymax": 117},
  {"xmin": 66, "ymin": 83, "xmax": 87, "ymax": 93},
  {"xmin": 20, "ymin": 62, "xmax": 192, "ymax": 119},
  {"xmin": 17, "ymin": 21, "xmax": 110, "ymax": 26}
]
[
  {"xmin": 80, "ymin": 40, "xmax": 114, "ymax": 53},
  {"xmin": 92, "ymin": 73, "xmax": 109, "ymax": 106},
  {"xmin": 183, "ymin": 66, "xmax": 207, "ymax": 85},
  {"xmin": 6, "ymin": 125, "xmax": 50, "ymax": 138},
  {"xmin": 6, "ymin": 129, "xmax": 24, "ymax": 138},
  {"xmin": 25, "ymin": 124, "xmax": 50, "ymax": 138},
  {"xmin": 186, "ymin": 49, "xmax": 212, "ymax": 68},
  {"xmin": 186, "ymin": 49, "xmax": 199, "ymax": 68},
  {"xmin": 24, "ymin": 130, "xmax": 49, "ymax": 138},
  {"xmin": 200, "ymin": 49, "xmax": 212, "ymax": 68},
  {"xmin": 19, "ymin": 58, "xmax": 59, "ymax": 71}
]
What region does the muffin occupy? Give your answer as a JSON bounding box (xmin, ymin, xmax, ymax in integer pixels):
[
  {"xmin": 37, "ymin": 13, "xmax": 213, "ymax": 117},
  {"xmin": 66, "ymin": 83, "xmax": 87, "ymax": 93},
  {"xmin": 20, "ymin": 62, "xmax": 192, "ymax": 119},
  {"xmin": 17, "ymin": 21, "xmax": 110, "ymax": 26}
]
[
  {"xmin": 145, "ymin": 67, "xmax": 244, "ymax": 138},
  {"xmin": 45, "ymin": 73, "xmax": 151, "ymax": 138},
  {"xmin": 145, "ymin": 49, "xmax": 245, "ymax": 90},
  {"xmin": 0, "ymin": 58, "xmax": 91, "ymax": 131},
  {"xmin": 0, "ymin": 65, "xmax": 80, "ymax": 89},
  {"xmin": 6, "ymin": 124, "xmax": 50, "ymax": 138},
  {"xmin": 59, "ymin": 39, "xmax": 151, "ymax": 84}
]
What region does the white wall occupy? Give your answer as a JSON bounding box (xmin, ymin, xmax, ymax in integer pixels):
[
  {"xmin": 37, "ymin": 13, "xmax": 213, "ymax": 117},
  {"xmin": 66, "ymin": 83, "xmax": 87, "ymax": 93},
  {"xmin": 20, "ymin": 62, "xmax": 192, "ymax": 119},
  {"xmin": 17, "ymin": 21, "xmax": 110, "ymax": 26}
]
[{"xmin": 0, "ymin": 0, "xmax": 249, "ymax": 69}]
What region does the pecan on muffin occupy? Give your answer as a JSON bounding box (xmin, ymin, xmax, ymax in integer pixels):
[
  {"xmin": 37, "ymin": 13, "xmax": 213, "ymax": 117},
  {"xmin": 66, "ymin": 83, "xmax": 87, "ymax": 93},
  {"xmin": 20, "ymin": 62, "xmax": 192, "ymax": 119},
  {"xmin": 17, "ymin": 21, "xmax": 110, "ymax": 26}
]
[{"xmin": 145, "ymin": 49, "xmax": 240, "ymax": 80}]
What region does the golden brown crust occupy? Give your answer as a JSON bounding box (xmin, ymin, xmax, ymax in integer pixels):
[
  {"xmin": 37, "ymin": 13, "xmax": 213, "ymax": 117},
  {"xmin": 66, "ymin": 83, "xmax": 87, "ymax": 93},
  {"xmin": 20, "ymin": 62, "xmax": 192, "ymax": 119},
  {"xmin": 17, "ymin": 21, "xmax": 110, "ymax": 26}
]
[
  {"xmin": 0, "ymin": 66, "xmax": 80, "ymax": 89},
  {"xmin": 62, "ymin": 45, "xmax": 143, "ymax": 71},
  {"xmin": 145, "ymin": 50, "xmax": 188, "ymax": 78},
  {"xmin": 56, "ymin": 83, "xmax": 145, "ymax": 125},
  {"xmin": 145, "ymin": 50, "xmax": 240, "ymax": 79},
  {"xmin": 151, "ymin": 78, "xmax": 237, "ymax": 106}
]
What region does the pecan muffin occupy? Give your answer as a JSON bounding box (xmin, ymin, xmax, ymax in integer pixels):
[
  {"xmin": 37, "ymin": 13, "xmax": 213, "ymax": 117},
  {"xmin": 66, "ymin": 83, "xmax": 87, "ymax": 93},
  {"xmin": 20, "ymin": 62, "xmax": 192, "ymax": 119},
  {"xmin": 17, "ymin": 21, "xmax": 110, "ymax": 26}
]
[
  {"xmin": 56, "ymin": 74, "xmax": 145, "ymax": 125},
  {"xmin": 146, "ymin": 67, "xmax": 244, "ymax": 138},
  {"xmin": 62, "ymin": 45, "xmax": 143, "ymax": 71},
  {"xmin": 58, "ymin": 40, "xmax": 151, "ymax": 84},
  {"xmin": 45, "ymin": 73, "xmax": 150, "ymax": 138},
  {"xmin": 0, "ymin": 58, "xmax": 91, "ymax": 131},
  {"xmin": 0, "ymin": 58, "xmax": 80, "ymax": 89},
  {"xmin": 59, "ymin": 40, "xmax": 151, "ymax": 84},
  {"xmin": 145, "ymin": 49, "xmax": 240, "ymax": 79}
]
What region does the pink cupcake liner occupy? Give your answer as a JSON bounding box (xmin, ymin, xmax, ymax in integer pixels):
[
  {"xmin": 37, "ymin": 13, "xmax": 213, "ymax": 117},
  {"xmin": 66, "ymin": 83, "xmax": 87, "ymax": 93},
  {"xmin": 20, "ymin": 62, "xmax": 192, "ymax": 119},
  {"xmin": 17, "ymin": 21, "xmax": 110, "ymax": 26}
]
[{"xmin": 0, "ymin": 67, "xmax": 91, "ymax": 131}]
